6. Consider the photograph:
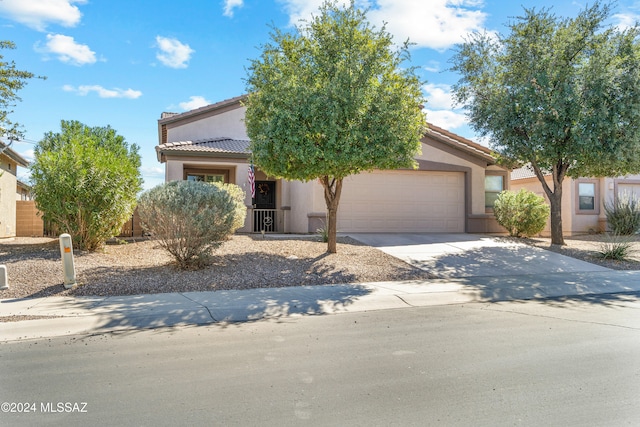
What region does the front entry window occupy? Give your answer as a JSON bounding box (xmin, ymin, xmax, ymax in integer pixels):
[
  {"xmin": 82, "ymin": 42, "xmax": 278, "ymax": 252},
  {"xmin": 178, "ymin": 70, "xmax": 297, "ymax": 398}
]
[{"xmin": 187, "ymin": 173, "xmax": 224, "ymax": 183}]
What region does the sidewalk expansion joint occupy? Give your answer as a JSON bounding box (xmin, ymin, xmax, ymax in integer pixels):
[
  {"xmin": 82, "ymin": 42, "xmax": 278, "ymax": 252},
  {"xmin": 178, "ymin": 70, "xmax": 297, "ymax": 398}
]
[
  {"xmin": 179, "ymin": 293, "xmax": 218, "ymax": 322},
  {"xmin": 394, "ymin": 295, "xmax": 414, "ymax": 307}
]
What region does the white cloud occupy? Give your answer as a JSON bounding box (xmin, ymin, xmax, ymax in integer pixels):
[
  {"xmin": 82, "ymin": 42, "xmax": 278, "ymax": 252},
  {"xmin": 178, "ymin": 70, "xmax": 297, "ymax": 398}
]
[
  {"xmin": 141, "ymin": 166, "xmax": 165, "ymax": 177},
  {"xmin": 422, "ymin": 83, "xmax": 468, "ymax": 130},
  {"xmin": 179, "ymin": 96, "xmax": 211, "ymax": 111},
  {"xmin": 423, "ymin": 83, "xmax": 455, "ymax": 110},
  {"xmin": 155, "ymin": 36, "xmax": 194, "ymax": 69},
  {"xmin": 613, "ymin": 12, "xmax": 639, "ymax": 30},
  {"xmin": 223, "ymin": 0, "xmax": 244, "ymax": 17},
  {"xmin": 424, "ymin": 61, "xmax": 441, "ymax": 73},
  {"xmin": 37, "ymin": 34, "xmax": 96, "ymax": 66},
  {"xmin": 63, "ymin": 85, "xmax": 142, "ymax": 99},
  {"xmin": 0, "ymin": 0, "xmax": 85, "ymax": 31},
  {"xmin": 425, "ymin": 109, "xmax": 468, "ymax": 130},
  {"xmin": 277, "ymin": 0, "xmax": 486, "ymax": 50}
]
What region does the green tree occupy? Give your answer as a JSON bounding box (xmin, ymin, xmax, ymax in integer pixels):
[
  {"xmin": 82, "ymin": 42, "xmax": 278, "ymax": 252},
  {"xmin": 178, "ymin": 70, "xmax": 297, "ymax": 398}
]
[
  {"xmin": 245, "ymin": 0, "xmax": 425, "ymax": 253},
  {"xmin": 451, "ymin": 1, "xmax": 640, "ymax": 245},
  {"xmin": 30, "ymin": 120, "xmax": 143, "ymax": 250},
  {"xmin": 0, "ymin": 41, "xmax": 44, "ymax": 141}
]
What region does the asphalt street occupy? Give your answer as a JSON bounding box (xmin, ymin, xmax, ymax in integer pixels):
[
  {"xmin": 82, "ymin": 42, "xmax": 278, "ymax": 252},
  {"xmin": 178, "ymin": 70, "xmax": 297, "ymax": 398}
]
[{"xmin": 1, "ymin": 297, "xmax": 639, "ymax": 426}]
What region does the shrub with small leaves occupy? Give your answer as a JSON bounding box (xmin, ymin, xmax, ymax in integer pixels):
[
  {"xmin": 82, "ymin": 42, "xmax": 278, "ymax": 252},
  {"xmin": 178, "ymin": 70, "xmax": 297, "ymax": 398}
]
[
  {"xmin": 137, "ymin": 180, "xmax": 246, "ymax": 269},
  {"xmin": 604, "ymin": 193, "xmax": 640, "ymax": 235},
  {"xmin": 597, "ymin": 233, "xmax": 634, "ymax": 261},
  {"xmin": 493, "ymin": 189, "xmax": 550, "ymax": 237}
]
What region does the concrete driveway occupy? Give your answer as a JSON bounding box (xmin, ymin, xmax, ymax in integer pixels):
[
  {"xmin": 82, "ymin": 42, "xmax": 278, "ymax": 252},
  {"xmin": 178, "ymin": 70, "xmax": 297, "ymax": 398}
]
[{"xmin": 347, "ymin": 233, "xmax": 611, "ymax": 278}]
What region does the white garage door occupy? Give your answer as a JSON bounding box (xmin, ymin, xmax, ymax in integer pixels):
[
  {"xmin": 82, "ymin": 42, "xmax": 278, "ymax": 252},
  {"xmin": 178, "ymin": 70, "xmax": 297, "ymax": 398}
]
[
  {"xmin": 337, "ymin": 170, "xmax": 465, "ymax": 233},
  {"xmin": 617, "ymin": 183, "xmax": 640, "ymax": 200}
]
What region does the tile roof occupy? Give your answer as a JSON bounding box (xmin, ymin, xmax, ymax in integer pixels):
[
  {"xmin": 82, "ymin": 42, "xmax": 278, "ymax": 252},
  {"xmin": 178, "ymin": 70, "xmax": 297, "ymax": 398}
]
[
  {"xmin": 156, "ymin": 137, "xmax": 250, "ymax": 161},
  {"xmin": 511, "ymin": 164, "xmax": 552, "ymax": 180}
]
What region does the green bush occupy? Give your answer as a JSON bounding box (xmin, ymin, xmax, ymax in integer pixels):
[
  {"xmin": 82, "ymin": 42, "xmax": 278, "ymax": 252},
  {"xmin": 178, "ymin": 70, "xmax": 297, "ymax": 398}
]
[
  {"xmin": 30, "ymin": 120, "xmax": 142, "ymax": 251},
  {"xmin": 597, "ymin": 234, "xmax": 634, "ymax": 260},
  {"xmin": 493, "ymin": 189, "xmax": 550, "ymax": 237},
  {"xmin": 604, "ymin": 193, "xmax": 640, "ymax": 235},
  {"xmin": 137, "ymin": 180, "xmax": 246, "ymax": 269}
]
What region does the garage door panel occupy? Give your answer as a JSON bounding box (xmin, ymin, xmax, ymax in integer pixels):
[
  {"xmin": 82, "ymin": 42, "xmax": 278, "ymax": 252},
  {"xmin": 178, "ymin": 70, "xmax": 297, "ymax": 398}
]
[
  {"xmin": 617, "ymin": 184, "xmax": 640, "ymax": 200},
  {"xmin": 337, "ymin": 171, "xmax": 465, "ymax": 233}
]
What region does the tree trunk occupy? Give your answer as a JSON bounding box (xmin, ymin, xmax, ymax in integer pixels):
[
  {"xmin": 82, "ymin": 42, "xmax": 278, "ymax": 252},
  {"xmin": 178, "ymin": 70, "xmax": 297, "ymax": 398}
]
[
  {"xmin": 320, "ymin": 176, "xmax": 343, "ymax": 254},
  {"xmin": 548, "ymin": 190, "xmax": 565, "ymax": 245},
  {"xmin": 327, "ymin": 206, "xmax": 338, "ymax": 253},
  {"xmin": 530, "ymin": 160, "xmax": 568, "ymax": 246}
]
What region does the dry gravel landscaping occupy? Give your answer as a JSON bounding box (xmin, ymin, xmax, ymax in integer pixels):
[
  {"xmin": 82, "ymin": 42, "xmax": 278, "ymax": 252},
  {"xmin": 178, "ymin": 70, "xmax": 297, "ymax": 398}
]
[
  {"xmin": 0, "ymin": 235, "xmax": 433, "ymax": 301},
  {"xmin": 1, "ymin": 233, "xmax": 639, "ymax": 303}
]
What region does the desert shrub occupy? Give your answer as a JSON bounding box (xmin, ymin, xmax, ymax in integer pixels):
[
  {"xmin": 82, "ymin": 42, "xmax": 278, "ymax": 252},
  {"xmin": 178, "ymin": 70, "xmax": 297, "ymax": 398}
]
[
  {"xmin": 137, "ymin": 180, "xmax": 246, "ymax": 269},
  {"xmin": 597, "ymin": 234, "xmax": 634, "ymax": 260},
  {"xmin": 493, "ymin": 189, "xmax": 550, "ymax": 237},
  {"xmin": 604, "ymin": 193, "xmax": 640, "ymax": 235}
]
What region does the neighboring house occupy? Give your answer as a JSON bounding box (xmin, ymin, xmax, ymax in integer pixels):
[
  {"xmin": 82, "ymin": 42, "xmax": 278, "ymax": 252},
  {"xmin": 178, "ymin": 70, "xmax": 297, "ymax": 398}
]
[
  {"xmin": 16, "ymin": 179, "xmax": 32, "ymax": 201},
  {"xmin": 510, "ymin": 165, "xmax": 640, "ymax": 235},
  {"xmin": 0, "ymin": 140, "xmax": 29, "ymax": 238},
  {"xmin": 156, "ymin": 95, "xmax": 508, "ymax": 234}
]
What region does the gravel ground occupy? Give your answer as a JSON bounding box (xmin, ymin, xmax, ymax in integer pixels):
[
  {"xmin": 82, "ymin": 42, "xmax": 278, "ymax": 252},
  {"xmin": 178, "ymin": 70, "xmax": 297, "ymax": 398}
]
[
  {"xmin": 1, "ymin": 233, "xmax": 638, "ymax": 304},
  {"xmin": 510, "ymin": 234, "xmax": 640, "ymax": 270},
  {"xmin": 0, "ymin": 235, "xmax": 432, "ymax": 301}
]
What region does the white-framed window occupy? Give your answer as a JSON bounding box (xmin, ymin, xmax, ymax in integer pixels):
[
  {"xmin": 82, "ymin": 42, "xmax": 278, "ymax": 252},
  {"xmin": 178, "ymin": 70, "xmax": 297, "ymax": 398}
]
[
  {"xmin": 485, "ymin": 175, "xmax": 504, "ymax": 209},
  {"xmin": 578, "ymin": 182, "xmax": 595, "ymax": 210},
  {"xmin": 575, "ymin": 180, "xmax": 599, "ymax": 214}
]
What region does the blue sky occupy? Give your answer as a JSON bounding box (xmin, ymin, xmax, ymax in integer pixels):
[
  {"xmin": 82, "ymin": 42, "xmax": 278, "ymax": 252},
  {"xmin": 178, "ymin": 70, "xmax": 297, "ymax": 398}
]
[{"xmin": 2, "ymin": 0, "xmax": 639, "ymax": 190}]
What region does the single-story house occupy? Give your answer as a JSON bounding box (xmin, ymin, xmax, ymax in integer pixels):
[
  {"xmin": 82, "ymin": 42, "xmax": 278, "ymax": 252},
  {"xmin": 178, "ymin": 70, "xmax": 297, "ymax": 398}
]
[
  {"xmin": 510, "ymin": 165, "xmax": 640, "ymax": 235},
  {"xmin": 0, "ymin": 140, "xmax": 29, "ymax": 238},
  {"xmin": 156, "ymin": 95, "xmax": 508, "ymax": 234}
]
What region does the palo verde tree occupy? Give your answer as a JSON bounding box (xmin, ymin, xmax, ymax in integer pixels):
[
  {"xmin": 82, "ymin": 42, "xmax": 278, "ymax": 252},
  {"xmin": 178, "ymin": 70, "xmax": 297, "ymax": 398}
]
[
  {"xmin": 451, "ymin": 1, "xmax": 640, "ymax": 245},
  {"xmin": 244, "ymin": 0, "xmax": 425, "ymax": 253},
  {"xmin": 0, "ymin": 40, "xmax": 44, "ymax": 142},
  {"xmin": 30, "ymin": 120, "xmax": 143, "ymax": 250}
]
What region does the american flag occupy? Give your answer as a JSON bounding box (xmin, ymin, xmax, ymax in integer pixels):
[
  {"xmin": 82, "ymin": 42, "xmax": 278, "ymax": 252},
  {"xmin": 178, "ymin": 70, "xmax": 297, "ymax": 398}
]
[{"xmin": 248, "ymin": 163, "xmax": 255, "ymax": 199}]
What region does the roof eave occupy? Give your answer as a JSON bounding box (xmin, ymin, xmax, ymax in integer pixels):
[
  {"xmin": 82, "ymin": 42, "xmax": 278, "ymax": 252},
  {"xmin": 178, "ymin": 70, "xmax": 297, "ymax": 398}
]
[
  {"xmin": 156, "ymin": 148, "xmax": 250, "ymax": 163},
  {"xmin": 0, "ymin": 141, "xmax": 29, "ymax": 167}
]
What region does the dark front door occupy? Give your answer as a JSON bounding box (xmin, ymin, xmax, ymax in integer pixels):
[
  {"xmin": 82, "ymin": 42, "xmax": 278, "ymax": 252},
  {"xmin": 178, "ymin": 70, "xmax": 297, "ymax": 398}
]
[
  {"xmin": 254, "ymin": 181, "xmax": 277, "ymax": 232},
  {"xmin": 254, "ymin": 181, "xmax": 276, "ymax": 209}
]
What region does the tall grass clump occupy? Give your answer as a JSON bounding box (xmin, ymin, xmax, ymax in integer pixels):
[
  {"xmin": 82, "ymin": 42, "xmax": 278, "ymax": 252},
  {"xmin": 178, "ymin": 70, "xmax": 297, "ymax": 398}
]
[
  {"xmin": 137, "ymin": 180, "xmax": 246, "ymax": 269},
  {"xmin": 597, "ymin": 234, "xmax": 634, "ymax": 261},
  {"xmin": 604, "ymin": 193, "xmax": 640, "ymax": 235}
]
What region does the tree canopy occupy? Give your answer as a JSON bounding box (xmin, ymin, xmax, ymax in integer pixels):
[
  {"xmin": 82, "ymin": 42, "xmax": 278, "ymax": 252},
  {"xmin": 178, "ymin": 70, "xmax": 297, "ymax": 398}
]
[
  {"xmin": 0, "ymin": 40, "xmax": 44, "ymax": 141},
  {"xmin": 451, "ymin": 1, "xmax": 640, "ymax": 244},
  {"xmin": 244, "ymin": 0, "xmax": 426, "ymax": 252},
  {"xmin": 30, "ymin": 120, "xmax": 143, "ymax": 250}
]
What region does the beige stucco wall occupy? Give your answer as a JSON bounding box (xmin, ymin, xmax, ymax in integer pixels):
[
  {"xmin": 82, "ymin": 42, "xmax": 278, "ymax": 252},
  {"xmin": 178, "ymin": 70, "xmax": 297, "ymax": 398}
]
[
  {"xmin": 165, "ymin": 106, "xmax": 248, "ymax": 142},
  {"xmin": 510, "ymin": 176, "xmax": 605, "ymax": 236},
  {"xmin": 0, "ymin": 155, "xmax": 18, "ymax": 238}
]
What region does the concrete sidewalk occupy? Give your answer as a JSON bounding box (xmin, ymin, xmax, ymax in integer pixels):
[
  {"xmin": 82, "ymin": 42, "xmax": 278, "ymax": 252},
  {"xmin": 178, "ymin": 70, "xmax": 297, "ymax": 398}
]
[{"xmin": 2, "ymin": 270, "xmax": 640, "ymax": 342}]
